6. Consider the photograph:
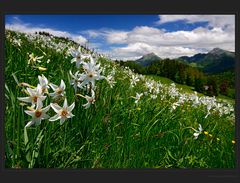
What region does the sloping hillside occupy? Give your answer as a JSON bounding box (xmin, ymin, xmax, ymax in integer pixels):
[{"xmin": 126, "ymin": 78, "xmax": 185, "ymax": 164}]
[
  {"xmin": 179, "ymin": 48, "xmax": 235, "ymax": 74},
  {"xmin": 135, "ymin": 52, "xmax": 161, "ymax": 66},
  {"xmin": 4, "ymin": 29, "xmax": 235, "ymax": 168}
]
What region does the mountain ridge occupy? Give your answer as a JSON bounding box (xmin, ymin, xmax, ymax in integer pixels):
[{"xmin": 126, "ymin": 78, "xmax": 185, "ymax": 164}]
[
  {"xmin": 135, "ymin": 52, "xmax": 161, "ymax": 66},
  {"xmin": 134, "ymin": 48, "xmax": 235, "ymax": 74}
]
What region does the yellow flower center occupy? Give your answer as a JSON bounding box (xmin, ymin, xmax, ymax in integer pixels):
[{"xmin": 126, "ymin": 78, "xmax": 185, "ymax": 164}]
[
  {"xmin": 88, "ymin": 72, "xmax": 94, "ymax": 78},
  {"xmin": 32, "ymin": 96, "xmax": 38, "ymax": 103},
  {"xmin": 42, "ymin": 88, "xmax": 46, "ymax": 93},
  {"xmin": 35, "ymin": 110, "xmax": 42, "ymax": 118},
  {"xmin": 56, "ymin": 88, "xmax": 62, "ymax": 94},
  {"xmin": 61, "ymin": 110, "xmax": 68, "ymax": 117},
  {"xmin": 89, "ymin": 98, "xmax": 95, "ymax": 103}
]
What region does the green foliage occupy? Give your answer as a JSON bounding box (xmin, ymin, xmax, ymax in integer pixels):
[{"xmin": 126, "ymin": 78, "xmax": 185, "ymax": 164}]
[
  {"xmin": 118, "ymin": 57, "xmax": 235, "ymax": 99},
  {"xmin": 179, "ymin": 48, "xmax": 235, "ymax": 74},
  {"xmin": 4, "ymin": 30, "xmax": 235, "ymax": 168}
]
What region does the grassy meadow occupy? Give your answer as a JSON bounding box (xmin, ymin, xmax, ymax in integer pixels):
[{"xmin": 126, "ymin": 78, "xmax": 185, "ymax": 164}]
[{"xmin": 4, "ymin": 30, "xmax": 236, "ymax": 168}]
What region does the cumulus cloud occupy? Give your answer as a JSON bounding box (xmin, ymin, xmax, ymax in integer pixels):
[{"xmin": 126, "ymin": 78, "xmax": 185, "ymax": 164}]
[
  {"xmin": 99, "ymin": 15, "xmax": 235, "ymax": 60},
  {"xmin": 105, "ymin": 31, "xmax": 128, "ymax": 44},
  {"xmin": 104, "ymin": 24, "xmax": 234, "ymax": 60},
  {"xmin": 82, "ymin": 28, "xmax": 128, "ymax": 44},
  {"xmin": 157, "ymin": 15, "xmax": 235, "ymax": 29},
  {"xmin": 128, "ymin": 26, "xmax": 233, "ymax": 48},
  {"xmin": 5, "ymin": 21, "xmax": 88, "ymax": 45},
  {"xmin": 157, "ymin": 15, "xmax": 235, "ymax": 36},
  {"xmin": 111, "ymin": 43, "xmax": 200, "ymax": 60}
]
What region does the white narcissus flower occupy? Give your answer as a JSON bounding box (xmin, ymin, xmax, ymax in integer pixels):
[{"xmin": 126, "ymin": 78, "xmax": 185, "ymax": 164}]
[
  {"xmin": 135, "ymin": 93, "xmax": 143, "ymax": 103},
  {"xmin": 49, "ymin": 79, "xmax": 66, "ymax": 99},
  {"xmin": 69, "ymin": 70, "xmax": 81, "ymax": 93},
  {"xmin": 192, "ymin": 94, "xmax": 200, "ymax": 107},
  {"xmin": 130, "ymin": 75, "xmax": 140, "ymax": 87},
  {"xmin": 24, "ymin": 98, "xmax": 50, "ymax": 127},
  {"xmin": 28, "ymin": 53, "xmax": 44, "ymax": 65},
  {"xmin": 12, "ymin": 38, "xmax": 22, "ymax": 47},
  {"xmin": 38, "ymin": 74, "xmax": 49, "ymax": 94},
  {"xmin": 131, "ymin": 92, "xmax": 143, "ymax": 104},
  {"xmin": 172, "ymin": 102, "xmax": 180, "ymax": 110},
  {"xmin": 18, "ymin": 84, "xmax": 46, "ymax": 106},
  {"xmin": 106, "ymin": 75, "xmax": 116, "ymax": 88},
  {"xmin": 145, "ymin": 81, "xmax": 154, "ymax": 93},
  {"xmin": 83, "ymin": 55, "xmax": 100, "ymax": 70},
  {"xmin": 49, "ymin": 98, "xmax": 75, "ymax": 125},
  {"xmin": 193, "ymin": 124, "xmax": 203, "ymax": 139},
  {"xmin": 70, "ymin": 46, "xmax": 91, "ymax": 68},
  {"xmin": 81, "ymin": 89, "xmax": 96, "ymax": 109},
  {"xmin": 150, "ymin": 94, "xmax": 157, "ymax": 100},
  {"xmin": 79, "ymin": 56, "xmax": 104, "ymax": 88},
  {"xmin": 168, "ymin": 85, "xmax": 179, "ymax": 98},
  {"xmin": 76, "ymin": 89, "xmax": 96, "ymax": 109},
  {"xmin": 153, "ymin": 87, "xmax": 160, "ymax": 95}
]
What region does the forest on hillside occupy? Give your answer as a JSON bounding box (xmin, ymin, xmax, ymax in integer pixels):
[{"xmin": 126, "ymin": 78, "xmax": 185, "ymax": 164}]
[{"xmin": 117, "ymin": 59, "xmax": 235, "ymax": 98}]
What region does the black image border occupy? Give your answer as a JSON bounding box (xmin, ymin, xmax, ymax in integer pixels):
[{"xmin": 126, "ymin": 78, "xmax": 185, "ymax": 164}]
[{"xmin": 0, "ymin": 0, "xmax": 239, "ymax": 183}]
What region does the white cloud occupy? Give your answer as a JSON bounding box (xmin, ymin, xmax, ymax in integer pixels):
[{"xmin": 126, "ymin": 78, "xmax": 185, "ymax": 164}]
[
  {"xmin": 157, "ymin": 15, "xmax": 235, "ymax": 30},
  {"xmin": 111, "ymin": 43, "xmax": 200, "ymax": 60},
  {"xmin": 126, "ymin": 26, "xmax": 234, "ymax": 48},
  {"xmin": 5, "ymin": 22, "xmax": 88, "ymax": 45},
  {"xmin": 82, "ymin": 25, "xmax": 234, "ymax": 59},
  {"xmin": 82, "ymin": 28, "xmax": 129, "ymax": 44},
  {"xmin": 105, "ymin": 31, "xmax": 128, "ymax": 44},
  {"xmin": 82, "ymin": 29, "xmax": 103, "ymax": 38},
  {"xmin": 105, "ymin": 23, "xmax": 234, "ymax": 60},
  {"xmin": 87, "ymin": 15, "xmax": 234, "ymax": 60}
]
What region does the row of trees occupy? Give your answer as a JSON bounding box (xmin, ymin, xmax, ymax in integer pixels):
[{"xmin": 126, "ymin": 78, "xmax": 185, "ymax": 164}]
[{"xmin": 117, "ymin": 59, "xmax": 235, "ymax": 98}]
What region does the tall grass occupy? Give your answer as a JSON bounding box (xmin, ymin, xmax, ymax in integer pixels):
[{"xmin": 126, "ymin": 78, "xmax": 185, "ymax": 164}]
[{"xmin": 4, "ymin": 30, "xmax": 235, "ymax": 168}]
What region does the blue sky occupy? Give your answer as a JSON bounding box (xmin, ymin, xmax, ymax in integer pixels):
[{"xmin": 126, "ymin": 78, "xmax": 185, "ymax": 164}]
[
  {"xmin": 5, "ymin": 15, "xmax": 209, "ymax": 32},
  {"xmin": 5, "ymin": 15, "xmax": 235, "ymax": 60}
]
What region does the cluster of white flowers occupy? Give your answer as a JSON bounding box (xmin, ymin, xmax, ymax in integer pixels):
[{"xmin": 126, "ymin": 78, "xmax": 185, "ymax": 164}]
[
  {"xmin": 69, "ymin": 46, "xmax": 114, "ymax": 109},
  {"xmin": 6, "ymin": 31, "xmax": 22, "ymax": 48},
  {"xmin": 146, "ymin": 80, "xmax": 162, "ymax": 100},
  {"xmin": 8, "ymin": 30, "xmax": 234, "ymax": 133},
  {"xmin": 69, "ymin": 46, "xmax": 91, "ymax": 68},
  {"xmin": 22, "ymin": 32, "xmax": 103, "ymax": 60},
  {"xmin": 122, "ymin": 66, "xmax": 234, "ymax": 119},
  {"xmin": 25, "ymin": 33, "xmax": 72, "ymax": 54},
  {"xmin": 7, "ymin": 30, "xmax": 114, "ymax": 128},
  {"xmin": 101, "ymin": 64, "xmax": 117, "ymax": 88},
  {"xmin": 18, "ymin": 74, "xmax": 75, "ymax": 127}
]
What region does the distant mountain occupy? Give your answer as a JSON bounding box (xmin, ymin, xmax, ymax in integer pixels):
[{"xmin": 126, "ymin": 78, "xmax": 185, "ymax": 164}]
[
  {"xmin": 135, "ymin": 52, "xmax": 161, "ymax": 66},
  {"xmin": 178, "ymin": 48, "xmax": 235, "ymax": 74},
  {"xmin": 179, "ymin": 53, "xmax": 207, "ymax": 63}
]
